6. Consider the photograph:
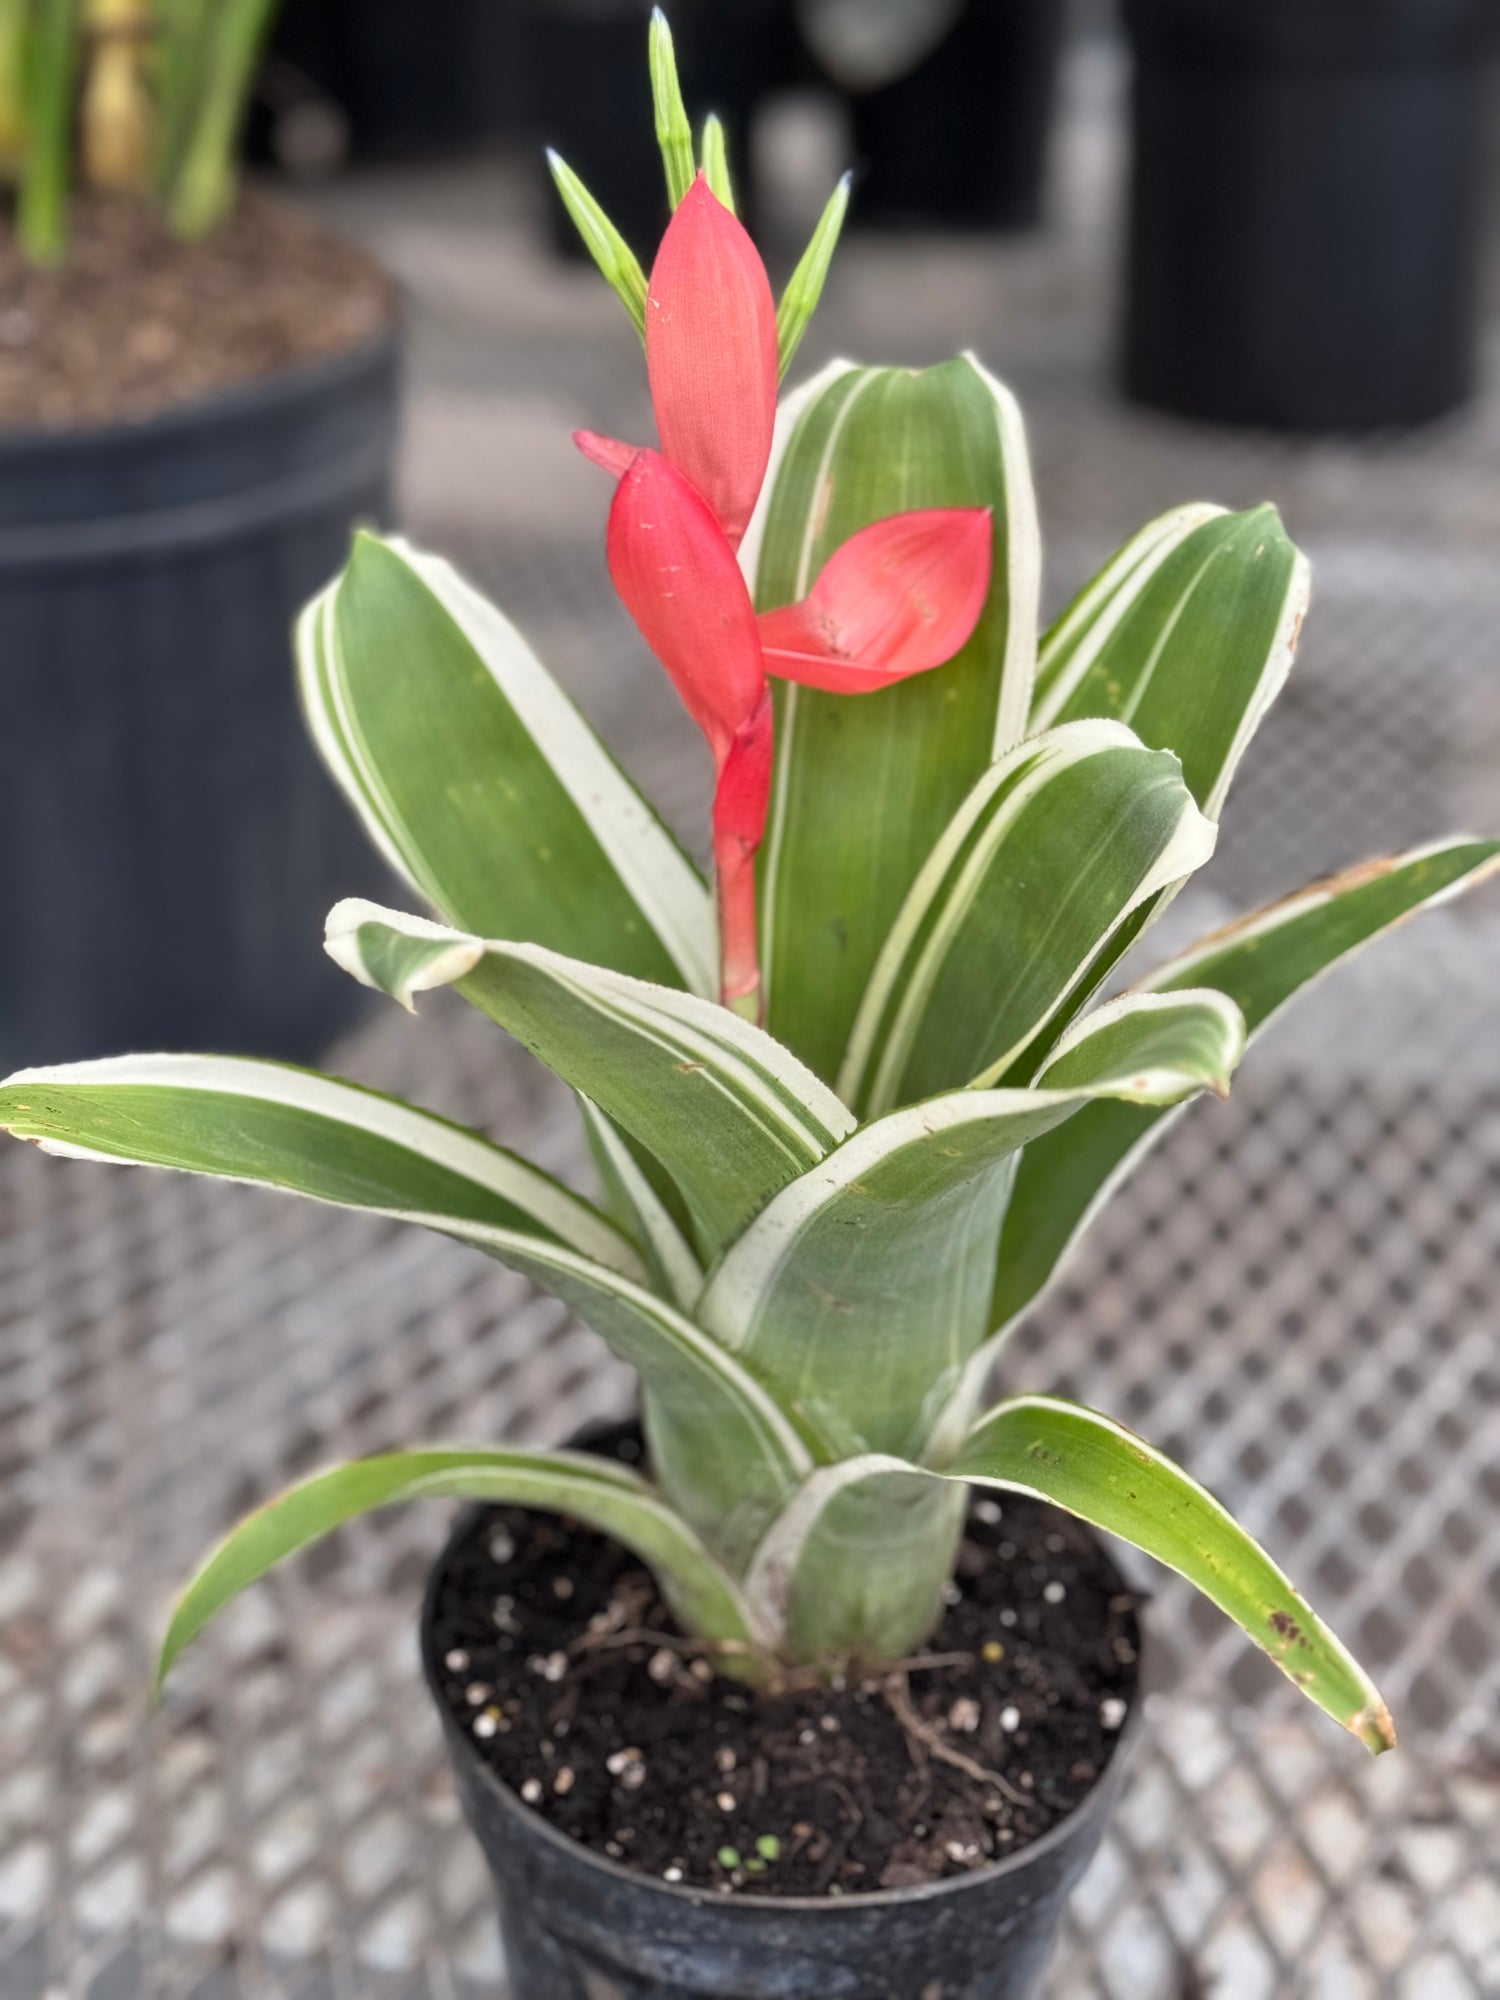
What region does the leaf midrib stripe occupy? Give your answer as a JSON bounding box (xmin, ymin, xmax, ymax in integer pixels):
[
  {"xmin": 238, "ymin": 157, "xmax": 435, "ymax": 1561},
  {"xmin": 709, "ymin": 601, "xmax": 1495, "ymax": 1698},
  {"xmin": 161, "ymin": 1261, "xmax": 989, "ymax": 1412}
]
[
  {"xmin": 758, "ymin": 366, "xmax": 878, "ymax": 1001},
  {"xmin": 537, "ymin": 969, "xmax": 841, "ymax": 1173},
  {"xmin": 861, "ymin": 738, "xmax": 1115, "ymax": 1113},
  {"xmin": 838, "ymin": 741, "xmax": 1055, "ymax": 1105}
]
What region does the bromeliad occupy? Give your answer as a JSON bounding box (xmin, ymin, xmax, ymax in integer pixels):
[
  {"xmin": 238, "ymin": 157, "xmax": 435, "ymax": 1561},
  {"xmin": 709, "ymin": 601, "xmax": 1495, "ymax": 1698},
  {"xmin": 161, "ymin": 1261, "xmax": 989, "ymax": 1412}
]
[{"xmin": 3, "ymin": 9, "xmax": 1495, "ymax": 1764}]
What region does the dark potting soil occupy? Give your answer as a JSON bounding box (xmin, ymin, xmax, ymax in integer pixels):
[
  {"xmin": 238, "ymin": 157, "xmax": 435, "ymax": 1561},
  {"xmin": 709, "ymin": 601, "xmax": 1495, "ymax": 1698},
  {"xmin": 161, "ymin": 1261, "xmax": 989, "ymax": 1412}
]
[
  {"xmin": 0, "ymin": 191, "xmax": 394, "ymax": 429},
  {"xmin": 430, "ymin": 1472, "xmax": 1142, "ymax": 1898}
]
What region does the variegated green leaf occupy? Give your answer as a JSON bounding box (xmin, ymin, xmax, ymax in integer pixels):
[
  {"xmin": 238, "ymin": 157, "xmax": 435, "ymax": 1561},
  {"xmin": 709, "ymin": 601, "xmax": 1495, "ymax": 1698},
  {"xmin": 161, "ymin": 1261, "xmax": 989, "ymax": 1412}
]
[
  {"xmin": 440, "ymin": 1221, "xmax": 810, "ymax": 1572},
  {"xmin": 326, "ymin": 899, "xmax": 855, "ymax": 1260},
  {"xmin": 1032, "ymin": 504, "xmax": 1222, "ymax": 717},
  {"xmin": 1031, "ymin": 503, "xmax": 1308, "ymax": 820},
  {"xmin": 840, "ymin": 721, "xmax": 1217, "ymax": 1117},
  {"xmin": 745, "ymin": 1455, "xmax": 967, "ymax": 1664},
  {"xmin": 0, "ymin": 1053, "xmax": 642, "ymax": 1277},
  {"xmin": 952, "ymin": 1397, "xmax": 1394, "ymax": 1751},
  {"xmin": 698, "ymin": 991, "xmax": 1245, "ymax": 1464},
  {"xmin": 989, "ymin": 839, "xmax": 1500, "ymax": 1336},
  {"xmin": 298, "ymin": 532, "xmax": 715, "ymax": 995},
  {"xmin": 159, "ymin": 1446, "xmax": 766, "ymax": 1689},
  {"xmin": 747, "ymin": 1395, "xmax": 1395, "ymax": 1752},
  {"xmin": 1038, "ymin": 987, "xmax": 1245, "ymax": 1102},
  {"xmin": 576, "ymin": 1095, "xmax": 704, "ymax": 1313},
  {"xmin": 744, "ymin": 354, "xmax": 1042, "ymax": 1084}
]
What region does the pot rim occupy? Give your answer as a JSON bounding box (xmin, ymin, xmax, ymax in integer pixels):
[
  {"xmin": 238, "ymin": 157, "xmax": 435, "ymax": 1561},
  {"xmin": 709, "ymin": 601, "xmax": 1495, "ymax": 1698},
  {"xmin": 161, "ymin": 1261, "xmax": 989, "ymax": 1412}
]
[
  {"xmin": 0, "ymin": 312, "xmax": 401, "ymax": 458},
  {"xmin": 420, "ymin": 1495, "xmax": 1150, "ymax": 1916}
]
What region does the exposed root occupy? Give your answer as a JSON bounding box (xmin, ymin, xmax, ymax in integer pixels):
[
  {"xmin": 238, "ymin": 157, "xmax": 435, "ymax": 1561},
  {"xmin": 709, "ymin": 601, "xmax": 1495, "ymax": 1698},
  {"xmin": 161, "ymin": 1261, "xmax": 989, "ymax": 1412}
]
[{"xmin": 881, "ymin": 1670, "xmax": 1030, "ymax": 1807}]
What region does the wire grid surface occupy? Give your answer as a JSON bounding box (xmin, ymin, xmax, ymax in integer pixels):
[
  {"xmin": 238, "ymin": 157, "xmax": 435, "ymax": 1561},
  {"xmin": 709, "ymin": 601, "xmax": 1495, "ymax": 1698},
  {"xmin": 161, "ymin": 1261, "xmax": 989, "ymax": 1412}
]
[{"xmin": 4, "ymin": 51, "xmax": 1500, "ymax": 2000}]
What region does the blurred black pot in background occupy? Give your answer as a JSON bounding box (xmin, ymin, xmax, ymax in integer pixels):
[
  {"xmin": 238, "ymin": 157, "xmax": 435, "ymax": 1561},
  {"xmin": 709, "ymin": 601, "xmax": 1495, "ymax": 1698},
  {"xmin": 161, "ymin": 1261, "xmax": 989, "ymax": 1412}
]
[
  {"xmin": 0, "ymin": 335, "xmax": 397, "ymax": 1067},
  {"xmin": 1123, "ymin": 0, "xmax": 1498, "ymax": 431},
  {"xmin": 523, "ymin": 0, "xmax": 799, "ymax": 263},
  {"xmin": 262, "ymin": 0, "xmax": 521, "ymax": 162},
  {"xmin": 807, "ymin": 0, "xmax": 1068, "ymax": 232}
]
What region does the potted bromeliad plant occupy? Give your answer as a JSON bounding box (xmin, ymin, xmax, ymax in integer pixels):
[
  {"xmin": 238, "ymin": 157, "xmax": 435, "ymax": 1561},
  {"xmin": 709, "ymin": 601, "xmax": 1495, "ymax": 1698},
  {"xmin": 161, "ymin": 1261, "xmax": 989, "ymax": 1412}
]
[
  {"xmin": 0, "ymin": 0, "xmax": 394, "ymax": 1066},
  {"xmin": 4, "ymin": 15, "xmax": 1495, "ymax": 1997}
]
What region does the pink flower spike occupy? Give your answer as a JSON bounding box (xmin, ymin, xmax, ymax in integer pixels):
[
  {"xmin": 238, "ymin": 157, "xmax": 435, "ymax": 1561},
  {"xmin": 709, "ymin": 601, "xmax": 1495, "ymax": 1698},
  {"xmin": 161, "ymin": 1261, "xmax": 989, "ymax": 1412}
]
[
  {"xmin": 756, "ymin": 508, "xmax": 994, "ymax": 696},
  {"xmin": 574, "ymin": 430, "xmax": 641, "ymax": 479},
  {"xmin": 605, "ymin": 448, "xmax": 765, "ymax": 765},
  {"xmin": 647, "ymin": 176, "xmax": 778, "ymax": 552},
  {"xmin": 713, "ymin": 689, "xmax": 774, "ymax": 1016}
]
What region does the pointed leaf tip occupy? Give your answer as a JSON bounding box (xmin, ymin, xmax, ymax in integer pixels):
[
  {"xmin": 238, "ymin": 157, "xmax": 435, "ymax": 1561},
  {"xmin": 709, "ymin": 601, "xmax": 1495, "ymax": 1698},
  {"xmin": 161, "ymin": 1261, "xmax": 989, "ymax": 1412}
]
[
  {"xmin": 544, "ymin": 150, "xmax": 649, "ymax": 337},
  {"xmin": 1352, "ymin": 1702, "xmax": 1398, "ymax": 1754},
  {"xmin": 701, "ymin": 112, "xmax": 735, "ymax": 212},
  {"xmin": 776, "ymin": 172, "xmax": 852, "ymax": 379},
  {"xmin": 649, "ymin": 7, "xmax": 695, "ymax": 209},
  {"xmin": 574, "ymin": 429, "xmax": 640, "ymax": 479},
  {"xmin": 325, "ymin": 897, "xmax": 484, "ymax": 1010}
]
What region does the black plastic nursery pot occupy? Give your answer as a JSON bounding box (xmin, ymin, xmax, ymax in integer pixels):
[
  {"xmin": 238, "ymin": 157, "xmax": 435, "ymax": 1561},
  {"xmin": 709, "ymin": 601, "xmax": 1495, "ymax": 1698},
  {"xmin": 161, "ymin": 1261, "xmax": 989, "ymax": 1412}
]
[
  {"xmin": 420, "ymin": 1429, "xmax": 1147, "ymax": 2000},
  {"xmin": 0, "ymin": 328, "xmax": 399, "ymax": 1067},
  {"xmin": 838, "ymin": 0, "xmax": 1068, "ymax": 232},
  {"xmin": 1122, "ymin": 0, "xmax": 1498, "ymax": 431}
]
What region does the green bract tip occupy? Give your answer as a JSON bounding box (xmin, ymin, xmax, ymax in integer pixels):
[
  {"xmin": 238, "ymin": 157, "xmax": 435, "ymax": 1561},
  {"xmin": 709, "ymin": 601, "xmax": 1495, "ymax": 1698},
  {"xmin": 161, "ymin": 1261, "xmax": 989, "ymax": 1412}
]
[
  {"xmin": 776, "ymin": 171, "xmax": 853, "ymax": 380},
  {"xmin": 649, "ymin": 8, "xmax": 696, "ymax": 209},
  {"xmin": 546, "ymin": 148, "xmax": 649, "ymax": 340},
  {"xmin": 701, "ymin": 111, "xmax": 735, "ymax": 213}
]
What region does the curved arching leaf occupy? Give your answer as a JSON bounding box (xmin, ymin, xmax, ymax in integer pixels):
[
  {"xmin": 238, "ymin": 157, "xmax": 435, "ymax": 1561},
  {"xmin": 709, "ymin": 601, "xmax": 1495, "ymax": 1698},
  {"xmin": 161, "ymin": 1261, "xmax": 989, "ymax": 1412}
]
[
  {"xmin": 1039, "ymin": 988, "xmax": 1245, "ymax": 1102},
  {"xmin": 988, "ymin": 838, "xmax": 1500, "ymax": 1337},
  {"xmin": 697, "ymin": 988, "xmax": 1246, "ymax": 1463},
  {"xmin": 435, "ymin": 1220, "xmax": 811, "ymax": 1574},
  {"xmin": 745, "ymin": 1396, "xmax": 1395, "ymax": 1753},
  {"xmin": 0, "ymin": 1056, "xmax": 806, "ymax": 1570},
  {"xmin": 159, "ymin": 1447, "xmax": 764, "ymax": 1689},
  {"xmin": 744, "ymin": 1453, "xmax": 967, "ymax": 1664},
  {"xmin": 840, "ymin": 721, "xmax": 1217, "ymax": 1117},
  {"xmin": 745, "ymin": 353, "xmax": 1042, "ymax": 1083},
  {"xmin": 0, "ymin": 1053, "xmax": 642, "ymax": 1278},
  {"xmin": 1030, "ymin": 503, "xmax": 1224, "ymax": 726},
  {"xmin": 576, "ymin": 1096, "xmax": 703, "ymax": 1312},
  {"xmin": 326, "ymin": 899, "xmax": 854, "ymax": 1261},
  {"xmin": 952, "ymin": 1397, "xmax": 1394, "ymax": 1752},
  {"xmin": 298, "ymin": 532, "xmax": 716, "ymax": 994},
  {"xmin": 1031, "ymin": 502, "xmax": 1307, "ymax": 820}
]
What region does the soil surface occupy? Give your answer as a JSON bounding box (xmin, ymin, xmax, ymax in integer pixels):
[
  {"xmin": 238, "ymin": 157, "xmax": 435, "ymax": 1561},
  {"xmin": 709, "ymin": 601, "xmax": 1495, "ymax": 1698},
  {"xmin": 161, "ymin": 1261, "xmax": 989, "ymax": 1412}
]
[
  {"xmin": 430, "ymin": 1455, "xmax": 1142, "ymax": 1898},
  {"xmin": 0, "ymin": 192, "xmax": 394, "ymax": 429}
]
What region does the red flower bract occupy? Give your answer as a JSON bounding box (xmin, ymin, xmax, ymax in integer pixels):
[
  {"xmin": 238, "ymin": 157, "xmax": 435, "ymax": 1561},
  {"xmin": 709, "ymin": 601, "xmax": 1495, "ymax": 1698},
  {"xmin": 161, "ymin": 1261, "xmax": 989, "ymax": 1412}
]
[
  {"xmin": 590, "ymin": 190, "xmax": 991, "ymax": 1017},
  {"xmin": 713, "ymin": 690, "xmax": 774, "ymax": 1009},
  {"xmin": 601, "ymin": 449, "xmax": 995, "ymax": 1012},
  {"xmin": 757, "ymin": 509, "xmax": 995, "ymax": 694},
  {"xmin": 605, "ymin": 447, "xmax": 765, "ymax": 766},
  {"xmin": 646, "ymin": 176, "xmax": 778, "ymax": 552}
]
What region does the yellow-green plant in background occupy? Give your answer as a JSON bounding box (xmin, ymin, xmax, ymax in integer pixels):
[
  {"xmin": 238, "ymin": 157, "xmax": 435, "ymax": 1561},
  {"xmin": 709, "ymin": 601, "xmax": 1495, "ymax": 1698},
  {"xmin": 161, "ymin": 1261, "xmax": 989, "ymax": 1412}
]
[{"xmin": 0, "ymin": 0, "xmax": 278, "ymax": 262}]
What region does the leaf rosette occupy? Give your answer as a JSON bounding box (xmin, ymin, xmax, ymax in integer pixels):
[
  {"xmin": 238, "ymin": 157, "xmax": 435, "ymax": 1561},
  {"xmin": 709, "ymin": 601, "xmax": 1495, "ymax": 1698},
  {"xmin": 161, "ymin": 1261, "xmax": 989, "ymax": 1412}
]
[{"xmin": 6, "ymin": 13, "xmax": 1496, "ymax": 1760}]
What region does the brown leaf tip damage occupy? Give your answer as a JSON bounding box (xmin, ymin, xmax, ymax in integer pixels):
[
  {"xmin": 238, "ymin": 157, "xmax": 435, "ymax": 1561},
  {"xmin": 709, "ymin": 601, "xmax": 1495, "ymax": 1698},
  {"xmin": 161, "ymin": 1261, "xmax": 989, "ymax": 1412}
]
[{"xmin": 1350, "ymin": 1701, "xmax": 1398, "ymax": 1755}]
